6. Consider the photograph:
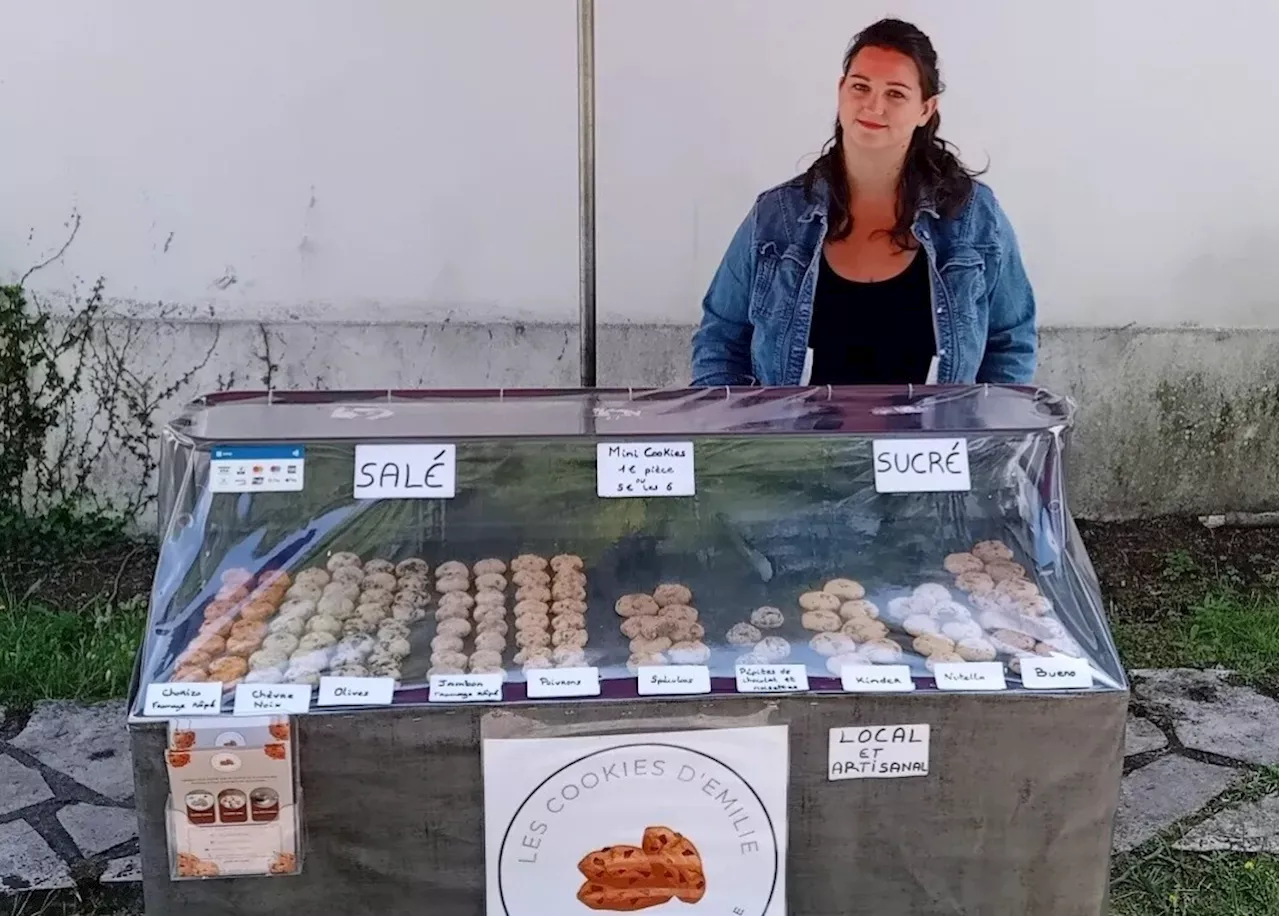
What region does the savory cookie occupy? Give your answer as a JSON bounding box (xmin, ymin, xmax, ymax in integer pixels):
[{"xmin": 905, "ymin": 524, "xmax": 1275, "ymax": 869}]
[
  {"xmin": 652, "ymin": 583, "xmax": 693, "ymax": 608},
  {"xmin": 750, "ymin": 606, "xmax": 785, "ymax": 629}
]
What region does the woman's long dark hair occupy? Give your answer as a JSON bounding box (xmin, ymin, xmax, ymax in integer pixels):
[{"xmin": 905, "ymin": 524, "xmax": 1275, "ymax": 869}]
[{"xmin": 803, "ymin": 18, "xmax": 982, "ymax": 249}]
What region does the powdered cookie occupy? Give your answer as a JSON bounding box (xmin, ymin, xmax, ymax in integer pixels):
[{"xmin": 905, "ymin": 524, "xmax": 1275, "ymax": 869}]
[
  {"xmin": 726, "ymin": 622, "xmax": 762, "ymax": 646},
  {"xmin": 750, "ymin": 606, "xmax": 785, "ymax": 629},
  {"xmin": 810, "ymin": 632, "xmax": 857, "ymax": 657},
  {"xmin": 753, "ymin": 636, "xmax": 792, "ymax": 661},
  {"xmin": 912, "ymin": 583, "xmax": 952, "ymax": 606},
  {"xmin": 801, "ymin": 609, "xmax": 842, "ymax": 632},
  {"xmin": 862, "ymin": 639, "xmax": 904, "ymax": 663},
  {"xmin": 653, "ymin": 583, "xmax": 693, "ymax": 608},
  {"xmin": 941, "ymin": 619, "xmax": 984, "ymax": 641},
  {"xmin": 668, "ymin": 641, "xmax": 711, "ymax": 664},
  {"xmin": 823, "ymin": 578, "xmax": 865, "ymax": 600},
  {"xmin": 826, "ymin": 653, "xmax": 864, "ymax": 676}
]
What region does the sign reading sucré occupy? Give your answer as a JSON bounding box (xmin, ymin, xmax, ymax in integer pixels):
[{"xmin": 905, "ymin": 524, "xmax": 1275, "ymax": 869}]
[
  {"xmin": 483, "ymin": 726, "xmax": 788, "ymax": 916},
  {"xmin": 872, "ymin": 437, "xmax": 971, "ymax": 493}
]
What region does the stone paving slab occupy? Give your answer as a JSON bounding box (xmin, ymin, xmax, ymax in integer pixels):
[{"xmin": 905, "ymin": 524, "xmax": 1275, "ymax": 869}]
[
  {"xmin": 0, "ymin": 753, "xmax": 54, "ymax": 816},
  {"xmin": 1123, "ymin": 716, "xmax": 1168, "ymax": 757},
  {"xmin": 0, "ymin": 820, "xmax": 72, "ymax": 891},
  {"xmin": 10, "ymin": 700, "xmax": 134, "ymax": 802},
  {"xmin": 1133, "ymin": 668, "xmax": 1279, "ymax": 766},
  {"xmin": 57, "ymin": 803, "xmax": 141, "ymax": 858},
  {"xmin": 1174, "ymin": 792, "xmax": 1280, "ymax": 854},
  {"xmin": 1113, "ymin": 754, "xmax": 1244, "ymax": 852},
  {"xmin": 102, "ymin": 854, "xmax": 143, "ymax": 884}
]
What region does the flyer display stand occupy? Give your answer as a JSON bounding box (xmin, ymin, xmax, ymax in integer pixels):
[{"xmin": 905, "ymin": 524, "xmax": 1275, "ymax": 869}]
[{"xmin": 127, "ymin": 385, "xmax": 1127, "ymax": 916}]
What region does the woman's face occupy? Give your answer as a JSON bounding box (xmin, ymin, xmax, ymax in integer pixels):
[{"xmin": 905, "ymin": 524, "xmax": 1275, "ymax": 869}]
[{"xmin": 837, "ymin": 46, "xmax": 936, "ymax": 153}]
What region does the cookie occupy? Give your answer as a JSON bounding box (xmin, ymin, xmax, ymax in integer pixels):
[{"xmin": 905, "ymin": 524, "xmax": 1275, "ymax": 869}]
[
  {"xmin": 954, "ymin": 571, "xmax": 996, "ymax": 595},
  {"xmin": 985, "ymin": 560, "xmax": 1027, "ymax": 583},
  {"xmin": 941, "ymin": 620, "xmax": 984, "ymax": 641},
  {"xmin": 844, "ymin": 618, "xmax": 890, "ymax": 642},
  {"xmin": 431, "ymin": 650, "xmax": 469, "ymax": 669},
  {"xmin": 317, "ymin": 594, "xmax": 355, "ymax": 619},
  {"xmin": 668, "ymin": 621, "xmax": 706, "ymax": 643},
  {"xmin": 266, "ymin": 615, "xmax": 305, "ymax": 637},
  {"xmin": 622, "ymin": 616, "xmax": 668, "ymax": 640},
  {"xmin": 359, "ymin": 588, "xmax": 395, "ymax": 608},
  {"xmin": 658, "ymin": 604, "xmax": 699, "ymax": 624},
  {"xmin": 435, "ymin": 575, "xmax": 471, "ymax": 594},
  {"xmin": 392, "ymin": 604, "xmax": 427, "ymax": 623},
  {"xmin": 550, "ymin": 553, "xmax": 584, "ymax": 572},
  {"xmin": 1016, "ymin": 595, "xmax": 1053, "ymax": 617},
  {"xmin": 995, "ymin": 578, "xmax": 1040, "ymax": 601},
  {"xmin": 552, "ymin": 646, "xmax": 588, "ymax": 667},
  {"xmin": 516, "ymin": 629, "xmax": 551, "ymax": 648},
  {"xmin": 362, "ymin": 559, "xmax": 395, "ymax": 576},
  {"xmin": 476, "ymin": 573, "xmax": 508, "ymax": 592},
  {"xmin": 626, "ymin": 653, "xmax": 668, "ymax": 673},
  {"xmin": 653, "ymin": 583, "xmax": 693, "ymax": 608},
  {"xmin": 476, "ymin": 618, "xmax": 509, "ymax": 637},
  {"xmin": 726, "ymin": 622, "xmax": 762, "ymax": 646},
  {"xmin": 473, "ymin": 558, "xmax": 507, "ymax": 576},
  {"xmin": 630, "ymin": 636, "xmax": 673, "ymax": 655},
  {"xmin": 230, "ymin": 620, "xmax": 268, "ymax": 641},
  {"xmin": 513, "ymin": 569, "xmax": 551, "ymax": 588},
  {"xmin": 750, "ymin": 606, "xmax": 785, "ymax": 629},
  {"xmin": 474, "ymin": 588, "xmax": 507, "ymax": 607},
  {"xmin": 516, "ymin": 613, "xmax": 551, "ymax": 632},
  {"xmin": 377, "ymin": 620, "xmax": 411, "ymax": 640},
  {"xmin": 552, "ymin": 627, "xmax": 588, "ymax": 649},
  {"xmin": 753, "ymin": 636, "xmax": 791, "ymax": 661},
  {"xmin": 552, "ymin": 581, "xmax": 587, "ymax": 602},
  {"xmin": 395, "ymin": 558, "xmax": 430, "ymax": 577},
  {"xmin": 944, "ymin": 552, "xmax": 986, "ymax": 574},
  {"xmin": 809, "ymin": 632, "xmax": 857, "ymax": 657},
  {"xmin": 516, "ymin": 585, "xmax": 552, "ymax": 604},
  {"xmin": 861, "ymin": 638, "xmax": 904, "ymax": 663},
  {"xmin": 215, "ymin": 584, "xmax": 250, "ymax": 603},
  {"xmin": 203, "ymin": 599, "xmax": 239, "ymax": 622},
  {"xmin": 284, "ymin": 583, "xmax": 323, "ymax": 603},
  {"xmin": 475, "ymin": 631, "xmax": 507, "ymax": 653},
  {"xmin": 912, "ymin": 633, "xmax": 956, "ymax": 657},
  {"xmin": 902, "ymin": 614, "xmax": 941, "ymax": 637},
  {"xmin": 823, "ymin": 578, "xmax": 865, "ymax": 600},
  {"xmin": 801, "ymin": 610, "xmax": 841, "ymax": 632},
  {"xmin": 469, "ymin": 649, "xmax": 504, "ymax": 670},
  {"xmin": 912, "ymin": 583, "xmax": 952, "ymax": 606},
  {"xmin": 435, "ymin": 604, "xmax": 470, "ymax": 622},
  {"xmin": 514, "ymin": 646, "xmax": 552, "ymax": 665},
  {"xmin": 326, "ymin": 551, "xmax": 363, "ymax": 571},
  {"xmin": 551, "ymin": 599, "xmax": 588, "ymax": 616},
  {"xmin": 990, "ymin": 628, "xmax": 1037, "ymax": 653},
  {"xmin": 826, "ymin": 653, "xmax": 864, "ymax": 676},
  {"xmin": 799, "ymin": 591, "xmax": 842, "ymax": 613},
  {"xmin": 955, "ymin": 637, "xmax": 998, "ymax": 662},
  {"xmin": 295, "ymin": 567, "xmax": 331, "ymax": 587},
  {"xmin": 437, "ymin": 618, "xmax": 472, "ymax": 638},
  {"xmin": 972, "ymin": 540, "xmax": 1014, "ymax": 563},
  {"xmin": 551, "ymin": 612, "xmax": 587, "ymax": 631},
  {"xmin": 438, "ymin": 591, "xmax": 475, "ymax": 610},
  {"xmin": 667, "ymin": 641, "xmax": 711, "ymax": 664},
  {"xmin": 615, "ymin": 594, "xmax": 660, "ymax": 618},
  {"xmin": 208, "ymin": 656, "xmax": 249, "ymax": 682},
  {"xmin": 512, "ymin": 554, "xmax": 548, "ymax": 572},
  {"xmin": 322, "ymin": 581, "xmax": 360, "ymax": 602}
]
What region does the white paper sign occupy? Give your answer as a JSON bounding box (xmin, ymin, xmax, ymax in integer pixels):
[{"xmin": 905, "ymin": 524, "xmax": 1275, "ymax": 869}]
[
  {"xmin": 637, "ymin": 665, "xmax": 711, "ymax": 695},
  {"xmin": 872, "ymin": 438, "xmax": 971, "ymax": 493},
  {"xmin": 233, "ymin": 684, "xmax": 312, "ymax": 715},
  {"xmin": 525, "ymin": 667, "xmax": 601, "ymax": 699},
  {"xmin": 429, "ymin": 673, "xmax": 504, "ymax": 703},
  {"xmin": 144, "ymin": 682, "xmax": 223, "ymax": 716},
  {"xmin": 317, "ymin": 676, "xmax": 395, "ymax": 706},
  {"xmin": 483, "ymin": 726, "xmax": 789, "ymax": 916},
  {"xmin": 735, "ymin": 663, "xmax": 810, "ymax": 693},
  {"xmin": 596, "ymin": 442, "xmax": 695, "ymax": 497},
  {"xmin": 353, "ymin": 443, "xmax": 456, "ymax": 499},
  {"xmin": 933, "ymin": 661, "xmax": 1007, "ymax": 691},
  {"xmin": 1020, "ymin": 657, "xmax": 1094, "ymax": 689},
  {"xmin": 840, "ymin": 664, "xmax": 916, "ymax": 692},
  {"xmin": 828, "ymin": 724, "xmax": 930, "ymax": 780}
]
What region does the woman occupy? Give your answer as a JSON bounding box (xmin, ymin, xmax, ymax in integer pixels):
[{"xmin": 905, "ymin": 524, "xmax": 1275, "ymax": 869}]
[{"xmin": 691, "ymin": 18, "xmax": 1036, "ymax": 387}]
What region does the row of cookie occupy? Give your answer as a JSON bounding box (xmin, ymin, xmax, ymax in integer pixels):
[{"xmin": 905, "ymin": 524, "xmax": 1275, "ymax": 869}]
[
  {"xmin": 946, "ymin": 540, "xmax": 1052, "ymax": 618},
  {"xmin": 427, "ymin": 579, "xmax": 504, "ymax": 676},
  {"xmin": 512, "ymin": 554, "xmax": 592, "ymax": 671},
  {"xmin": 171, "ymin": 568, "xmax": 299, "ymax": 684},
  {"xmin": 615, "ymin": 584, "xmax": 712, "ymax": 672}
]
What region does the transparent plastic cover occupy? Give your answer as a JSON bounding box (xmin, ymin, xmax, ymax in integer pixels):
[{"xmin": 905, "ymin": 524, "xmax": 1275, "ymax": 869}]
[{"xmin": 130, "ymin": 385, "xmax": 1125, "ymax": 716}]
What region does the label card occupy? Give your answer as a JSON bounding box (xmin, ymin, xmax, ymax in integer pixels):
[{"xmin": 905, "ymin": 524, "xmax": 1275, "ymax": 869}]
[
  {"xmin": 828, "ymin": 724, "xmax": 930, "ymax": 780},
  {"xmin": 145, "ymin": 682, "xmax": 223, "ymax": 716},
  {"xmin": 429, "ymin": 673, "xmax": 504, "ymax": 703},
  {"xmin": 872, "ymin": 438, "xmax": 971, "ymax": 493},
  {"xmin": 317, "ymin": 677, "xmax": 395, "ymax": 707},
  {"xmin": 209, "ymin": 445, "xmax": 305, "ymax": 494},
  {"xmin": 596, "ymin": 442, "xmax": 695, "ymax": 498},
  {"xmin": 353, "ymin": 444, "xmax": 456, "ymax": 499},
  {"xmin": 933, "ymin": 661, "xmax": 1007, "ymax": 691},
  {"xmin": 526, "ymin": 667, "xmax": 601, "ymax": 699},
  {"xmin": 735, "ymin": 664, "xmax": 810, "ymax": 693},
  {"xmin": 1020, "ymin": 657, "xmax": 1094, "ymax": 690},
  {"xmin": 840, "ymin": 665, "xmax": 916, "ymax": 693},
  {"xmin": 637, "ymin": 665, "xmax": 711, "ymax": 696},
  {"xmin": 233, "ymin": 684, "xmax": 312, "ymax": 715}
]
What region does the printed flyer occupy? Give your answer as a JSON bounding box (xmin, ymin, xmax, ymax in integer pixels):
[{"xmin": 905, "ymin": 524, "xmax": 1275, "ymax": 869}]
[
  {"xmin": 483, "ymin": 725, "xmax": 788, "ymax": 916},
  {"xmin": 164, "ymin": 716, "xmax": 300, "ymax": 879}
]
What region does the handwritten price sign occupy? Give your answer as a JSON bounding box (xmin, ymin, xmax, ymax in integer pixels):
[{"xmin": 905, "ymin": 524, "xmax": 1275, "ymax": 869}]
[{"xmin": 596, "ymin": 442, "xmax": 695, "ymax": 498}]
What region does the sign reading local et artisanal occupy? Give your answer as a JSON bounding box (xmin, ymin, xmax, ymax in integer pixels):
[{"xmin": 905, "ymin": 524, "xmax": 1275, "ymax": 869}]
[{"xmin": 483, "ymin": 726, "xmax": 789, "ymax": 916}]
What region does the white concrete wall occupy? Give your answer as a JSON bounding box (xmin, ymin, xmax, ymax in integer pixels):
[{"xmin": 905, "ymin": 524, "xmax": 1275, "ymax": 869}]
[{"xmin": 3, "ymin": 0, "xmax": 1277, "ymax": 329}]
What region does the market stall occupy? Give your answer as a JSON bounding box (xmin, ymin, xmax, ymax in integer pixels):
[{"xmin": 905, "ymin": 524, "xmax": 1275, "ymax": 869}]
[{"xmin": 127, "ymin": 384, "xmax": 1127, "ymax": 915}]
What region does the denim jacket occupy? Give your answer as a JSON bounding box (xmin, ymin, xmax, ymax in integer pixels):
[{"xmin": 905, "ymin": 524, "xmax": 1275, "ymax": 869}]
[{"xmin": 690, "ymin": 175, "xmax": 1037, "ymax": 386}]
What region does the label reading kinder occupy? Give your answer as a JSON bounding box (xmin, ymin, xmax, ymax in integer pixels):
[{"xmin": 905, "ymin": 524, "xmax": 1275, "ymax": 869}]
[
  {"xmin": 429, "ymin": 673, "xmax": 504, "ymax": 703},
  {"xmin": 233, "ymin": 684, "xmax": 311, "ymax": 716},
  {"xmin": 145, "ymin": 683, "xmax": 223, "ymax": 716},
  {"xmin": 933, "ymin": 661, "xmax": 1007, "ymax": 691},
  {"xmin": 317, "ymin": 677, "xmax": 395, "ymax": 707},
  {"xmin": 596, "ymin": 442, "xmax": 695, "ymax": 497},
  {"xmin": 209, "ymin": 445, "xmax": 304, "ymax": 494},
  {"xmin": 828, "ymin": 724, "xmax": 930, "ymax": 780},
  {"xmin": 840, "ymin": 664, "xmax": 916, "ymax": 692},
  {"xmin": 872, "ymin": 437, "xmax": 971, "ymax": 493},
  {"xmin": 526, "ymin": 667, "xmax": 601, "ymax": 699},
  {"xmin": 638, "ymin": 665, "xmax": 711, "ymax": 696},
  {"xmin": 353, "ymin": 443, "xmax": 456, "ymax": 499},
  {"xmin": 1021, "ymin": 657, "xmax": 1094, "ymax": 689},
  {"xmin": 735, "ymin": 664, "xmax": 810, "ymax": 693}
]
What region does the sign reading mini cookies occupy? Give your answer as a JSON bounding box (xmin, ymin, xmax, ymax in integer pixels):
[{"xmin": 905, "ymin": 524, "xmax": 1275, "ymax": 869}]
[
  {"xmin": 483, "ymin": 725, "xmax": 788, "ymax": 916},
  {"xmin": 596, "ymin": 442, "xmax": 695, "ymax": 498}
]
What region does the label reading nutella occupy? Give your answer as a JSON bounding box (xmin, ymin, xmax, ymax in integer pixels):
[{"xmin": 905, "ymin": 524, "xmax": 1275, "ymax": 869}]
[
  {"xmin": 933, "ymin": 662, "xmax": 1007, "ymax": 691},
  {"xmin": 145, "ymin": 683, "xmax": 223, "ymax": 716}
]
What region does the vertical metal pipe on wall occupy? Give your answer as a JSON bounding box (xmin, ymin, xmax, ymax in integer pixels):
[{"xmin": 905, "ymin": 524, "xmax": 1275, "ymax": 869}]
[{"xmin": 577, "ymin": 0, "xmax": 597, "ymax": 387}]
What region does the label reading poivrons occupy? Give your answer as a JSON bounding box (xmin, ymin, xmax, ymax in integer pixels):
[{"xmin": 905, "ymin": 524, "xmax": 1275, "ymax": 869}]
[
  {"xmin": 353, "ymin": 443, "xmax": 456, "ymax": 499},
  {"xmin": 637, "ymin": 665, "xmax": 711, "ymax": 696},
  {"xmin": 828, "ymin": 724, "xmax": 930, "ymax": 780},
  {"xmin": 233, "ymin": 684, "xmax": 311, "ymax": 715},
  {"xmin": 429, "ymin": 673, "xmax": 504, "ymax": 703},
  {"xmin": 872, "ymin": 438, "xmax": 971, "ymax": 493},
  {"xmin": 317, "ymin": 676, "xmax": 395, "ymax": 707},
  {"xmin": 1021, "ymin": 657, "xmax": 1094, "ymax": 689},
  {"xmin": 596, "ymin": 442, "xmax": 695, "ymax": 498},
  {"xmin": 735, "ymin": 664, "xmax": 809, "ymax": 693},
  {"xmin": 145, "ymin": 682, "xmax": 223, "ymax": 716},
  {"xmin": 525, "ymin": 667, "xmax": 601, "ymax": 699}
]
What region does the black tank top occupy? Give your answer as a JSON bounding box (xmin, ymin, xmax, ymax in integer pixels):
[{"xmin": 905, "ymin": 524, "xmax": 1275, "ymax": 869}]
[{"xmin": 807, "ymin": 249, "xmax": 935, "ymax": 385}]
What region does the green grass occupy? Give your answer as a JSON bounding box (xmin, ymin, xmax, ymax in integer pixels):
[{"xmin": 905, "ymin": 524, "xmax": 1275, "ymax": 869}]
[{"xmin": 0, "ymin": 591, "xmax": 146, "ymax": 712}]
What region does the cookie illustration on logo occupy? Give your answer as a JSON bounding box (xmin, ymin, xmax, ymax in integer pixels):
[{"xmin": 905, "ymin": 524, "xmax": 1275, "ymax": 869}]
[{"xmin": 575, "ymin": 826, "xmax": 706, "ymax": 911}]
